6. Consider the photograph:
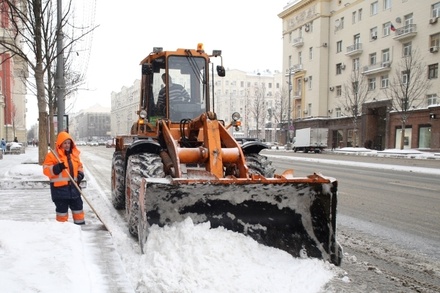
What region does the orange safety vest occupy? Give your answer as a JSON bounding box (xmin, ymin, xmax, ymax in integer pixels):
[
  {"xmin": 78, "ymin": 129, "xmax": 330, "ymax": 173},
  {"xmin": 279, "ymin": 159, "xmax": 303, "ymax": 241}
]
[{"xmin": 43, "ymin": 132, "xmax": 84, "ymax": 187}]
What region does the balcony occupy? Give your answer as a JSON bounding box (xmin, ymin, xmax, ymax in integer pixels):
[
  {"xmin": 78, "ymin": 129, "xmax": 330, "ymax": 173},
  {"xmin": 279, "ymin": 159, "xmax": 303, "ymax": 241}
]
[
  {"xmin": 361, "ymin": 61, "xmax": 392, "ymax": 75},
  {"xmin": 293, "ymin": 91, "xmax": 302, "ymax": 99},
  {"xmin": 292, "ymin": 37, "xmax": 304, "ymax": 48},
  {"xmin": 289, "ymin": 63, "xmax": 303, "ymax": 73},
  {"xmin": 345, "ymin": 43, "xmax": 363, "ymax": 57},
  {"xmin": 393, "ymin": 24, "xmax": 417, "ymax": 42}
]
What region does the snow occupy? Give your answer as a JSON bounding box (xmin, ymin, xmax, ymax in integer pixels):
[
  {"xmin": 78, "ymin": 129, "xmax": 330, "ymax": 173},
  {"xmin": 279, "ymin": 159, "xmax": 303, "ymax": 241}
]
[
  {"xmin": 266, "ymin": 147, "xmax": 440, "ymax": 176},
  {"xmin": 0, "ymin": 148, "xmax": 339, "ymax": 293}
]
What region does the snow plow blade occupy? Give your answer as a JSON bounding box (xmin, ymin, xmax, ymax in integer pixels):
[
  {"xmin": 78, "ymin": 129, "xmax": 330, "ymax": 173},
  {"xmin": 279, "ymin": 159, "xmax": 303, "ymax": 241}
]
[{"xmin": 138, "ymin": 172, "xmax": 342, "ymax": 265}]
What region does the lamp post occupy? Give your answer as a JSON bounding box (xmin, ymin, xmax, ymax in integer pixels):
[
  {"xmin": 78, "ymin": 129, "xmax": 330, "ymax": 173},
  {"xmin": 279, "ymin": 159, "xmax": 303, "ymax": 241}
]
[
  {"xmin": 55, "ymin": 0, "xmax": 65, "ymax": 133},
  {"xmin": 285, "ymin": 68, "xmax": 293, "ymax": 149}
]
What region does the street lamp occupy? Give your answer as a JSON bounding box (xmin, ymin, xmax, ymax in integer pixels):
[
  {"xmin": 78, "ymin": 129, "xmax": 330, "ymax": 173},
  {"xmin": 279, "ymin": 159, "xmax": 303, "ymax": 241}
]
[{"xmin": 285, "ymin": 68, "xmax": 293, "ymax": 149}]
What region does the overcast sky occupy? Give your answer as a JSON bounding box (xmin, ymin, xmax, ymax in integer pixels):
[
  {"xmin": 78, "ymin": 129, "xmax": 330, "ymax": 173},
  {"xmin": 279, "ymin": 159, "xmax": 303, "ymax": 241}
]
[{"xmin": 26, "ymin": 1, "xmax": 291, "ymax": 126}]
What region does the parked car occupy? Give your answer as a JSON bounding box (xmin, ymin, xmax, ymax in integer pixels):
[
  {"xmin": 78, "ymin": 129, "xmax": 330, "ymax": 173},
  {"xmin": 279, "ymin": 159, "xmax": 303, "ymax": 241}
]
[
  {"xmin": 106, "ymin": 139, "xmax": 115, "ymax": 148},
  {"xmin": 76, "ymin": 141, "xmax": 87, "ymax": 146},
  {"xmin": 7, "ymin": 142, "xmax": 23, "ymax": 154},
  {"xmin": 88, "ymin": 141, "xmax": 99, "ymax": 146}
]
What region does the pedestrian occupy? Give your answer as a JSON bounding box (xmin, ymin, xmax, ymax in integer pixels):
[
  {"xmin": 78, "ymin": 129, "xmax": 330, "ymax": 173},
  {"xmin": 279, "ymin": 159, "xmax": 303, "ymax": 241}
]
[
  {"xmin": 13, "ymin": 137, "xmax": 18, "ymax": 143},
  {"xmin": 1, "ymin": 138, "xmax": 6, "ymax": 154},
  {"xmin": 43, "ymin": 131, "xmax": 85, "ymax": 225}
]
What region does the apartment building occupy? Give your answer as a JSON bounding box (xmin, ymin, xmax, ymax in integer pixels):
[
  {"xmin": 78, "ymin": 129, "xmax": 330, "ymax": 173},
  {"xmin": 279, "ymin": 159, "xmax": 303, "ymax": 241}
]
[
  {"xmin": 213, "ymin": 70, "xmax": 283, "ymax": 142},
  {"xmin": 69, "ymin": 104, "xmax": 111, "ymax": 142},
  {"xmin": 279, "ymin": 0, "xmax": 440, "ymax": 150}
]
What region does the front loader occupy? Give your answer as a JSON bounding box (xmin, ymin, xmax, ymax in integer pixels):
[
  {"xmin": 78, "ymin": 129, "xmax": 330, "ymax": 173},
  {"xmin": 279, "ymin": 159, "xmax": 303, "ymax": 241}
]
[{"xmin": 111, "ymin": 44, "xmax": 342, "ymax": 265}]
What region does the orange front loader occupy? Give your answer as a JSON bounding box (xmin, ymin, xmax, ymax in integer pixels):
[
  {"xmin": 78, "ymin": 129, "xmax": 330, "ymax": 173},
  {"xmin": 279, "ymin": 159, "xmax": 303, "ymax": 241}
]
[{"xmin": 111, "ymin": 44, "xmax": 342, "ymax": 265}]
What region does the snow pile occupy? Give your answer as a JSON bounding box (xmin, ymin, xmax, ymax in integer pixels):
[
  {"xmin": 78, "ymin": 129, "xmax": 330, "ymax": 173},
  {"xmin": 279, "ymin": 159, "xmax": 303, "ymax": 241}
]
[
  {"xmin": 137, "ymin": 218, "xmax": 334, "ymax": 292},
  {"xmin": 0, "ymin": 220, "xmax": 106, "ymax": 293}
]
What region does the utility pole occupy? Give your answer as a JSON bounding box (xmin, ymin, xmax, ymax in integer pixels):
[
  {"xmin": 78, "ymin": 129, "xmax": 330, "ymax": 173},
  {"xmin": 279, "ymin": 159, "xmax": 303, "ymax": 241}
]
[
  {"xmin": 55, "ymin": 0, "xmax": 65, "ymax": 133},
  {"xmin": 285, "ymin": 68, "xmax": 293, "ymax": 149}
]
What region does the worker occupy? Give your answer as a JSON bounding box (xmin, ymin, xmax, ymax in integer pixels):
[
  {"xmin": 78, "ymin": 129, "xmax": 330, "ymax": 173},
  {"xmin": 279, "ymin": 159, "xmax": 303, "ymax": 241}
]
[
  {"xmin": 43, "ymin": 131, "xmax": 85, "ymax": 225},
  {"xmin": 156, "ymin": 73, "xmax": 190, "ymax": 115}
]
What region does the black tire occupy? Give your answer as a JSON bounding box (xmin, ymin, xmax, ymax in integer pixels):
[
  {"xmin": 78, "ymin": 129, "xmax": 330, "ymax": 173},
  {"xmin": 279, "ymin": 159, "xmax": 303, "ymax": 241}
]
[
  {"xmin": 125, "ymin": 153, "xmax": 165, "ymax": 238},
  {"xmin": 245, "ymin": 153, "xmax": 275, "ymax": 178},
  {"xmin": 111, "ymin": 151, "xmax": 125, "ymax": 210}
]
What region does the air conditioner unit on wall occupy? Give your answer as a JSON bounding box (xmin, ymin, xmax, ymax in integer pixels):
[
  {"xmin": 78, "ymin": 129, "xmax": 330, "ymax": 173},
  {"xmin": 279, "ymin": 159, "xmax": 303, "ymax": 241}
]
[
  {"xmin": 341, "ymin": 64, "xmax": 346, "ymax": 69},
  {"xmin": 430, "ymin": 46, "xmax": 439, "ymax": 53},
  {"xmin": 372, "ymin": 35, "xmax": 377, "ymax": 40},
  {"xmin": 329, "ymin": 86, "xmax": 335, "ymax": 91},
  {"xmin": 304, "ymin": 23, "xmax": 310, "ymax": 32},
  {"xmin": 382, "ymin": 62, "xmax": 391, "ymax": 67},
  {"xmin": 429, "ymin": 17, "xmax": 438, "ymax": 24}
]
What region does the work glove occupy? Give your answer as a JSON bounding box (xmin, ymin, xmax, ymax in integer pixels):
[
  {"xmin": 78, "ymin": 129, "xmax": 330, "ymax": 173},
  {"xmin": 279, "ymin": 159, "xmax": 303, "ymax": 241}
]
[
  {"xmin": 77, "ymin": 171, "xmax": 84, "ymax": 184},
  {"xmin": 53, "ymin": 162, "xmax": 66, "ymax": 175}
]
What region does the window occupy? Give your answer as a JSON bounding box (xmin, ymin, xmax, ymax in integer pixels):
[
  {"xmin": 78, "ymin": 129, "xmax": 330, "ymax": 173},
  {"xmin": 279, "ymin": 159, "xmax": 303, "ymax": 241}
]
[
  {"xmin": 336, "ymin": 63, "xmax": 342, "ymax": 75},
  {"xmin": 336, "ymin": 40, "xmax": 343, "ymax": 53},
  {"xmin": 381, "ymin": 75, "xmax": 389, "ymax": 88},
  {"xmin": 402, "ymin": 70, "xmax": 410, "ymax": 85},
  {"xmin": 430, "ymin": 33, "xmax": 440, "ymax": 47},
  {"xmin": 288, "ymin": 55, "xmax": 292, "ymax": 68},
  {"xmin": 353, "ymin": 58, "xmax": 360, "ymax": 71},
  {"xmin": 427, "ymin": 93, "xmax": 438, "ymax": 105},
  {"xmin": 371, "ymin": 1, "xmax": 378, "ymax": 15},
  {"xmin": 383, "ymin": 22, "xmax": 392, "ymax": 36},
  {"xmin": 419, "ymin": 126, "xmax": 431, "ymax": 149},
  {"xmin": 369, "ymin": 53, "xmax": 377, "ymax": 65},
  {"xmin": 308, "ymin": 76, "xmax": 312, "ymax": 89},
  {"xmin": 336, "ymin": 85, "xmax": 342, "ymax": 96},
  {"xmin": 340, "ymin": 17, "xmax": 345, "ymax": 29},
  {"xmin": 336, "ymin": 107, "xmax": 342, "ymax": 117},
  {"xmin": 403, "ymin": 42, "xmax": 412, "ymax": 57},
  {"xmin": 354, "ymin": 33, "xmax": 361, "ymax": 45},
  {"xmin": 428, "ymin": 64, "xmax": 438, "ymax": 79},
  {"xmin": 433, "ymin": 2, "xmax": 440, "ymax": 18},
  {"xmin": 289, "ymin": 32, "xmax": 293, "ymax": 43},
  {"xmin": 352, "ymin": 11, "xmax": 357, "ymax": 24},
  {"xmin": 358, "ymin": 8, "xmax": 363, "ymax": 21},
  {"xmin": 368, "ymin": 78, "xmax": 376, "ymax": 91},
  {"xmin": 308, "ymin": 103, "xmax": 312, "ymax": 116},
  {"xmin": 383, "ymin": 0, "xmax": 391, "ymax": 10},
  {"xmin": 370, "ymin": 27, "xmax": 378, "ymax": 40},
  {"xmin": 309, "ymin": 47, "xmax": 313, "ymax": 60},
  {"xmin": 404, "ymin": 13, "xmax": 413, "ymax": 26},
  {"xmin": 298, "ymin": 51, "xmax": 302, "ymax": 64},
  {"xmin": 381, "ymin": 49, "xmax": 390, "ymax": 63}
]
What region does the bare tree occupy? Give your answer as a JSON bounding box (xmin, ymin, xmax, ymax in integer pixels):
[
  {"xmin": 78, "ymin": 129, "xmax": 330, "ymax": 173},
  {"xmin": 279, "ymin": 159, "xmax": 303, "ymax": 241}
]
[
  {"xmin": 341, "ymin": 68, "xmax": 370, "ymax": 147},
  {"xmin": 384, "ymin": 49, "xmax": 431, "ymax": 149},
  {"xmin": 0, "ymin": 0, "xmax": 95, "ymax": 163},
  {"xmin": 247, "ymin": 83, "xmax": 266, "ymax": 140}
]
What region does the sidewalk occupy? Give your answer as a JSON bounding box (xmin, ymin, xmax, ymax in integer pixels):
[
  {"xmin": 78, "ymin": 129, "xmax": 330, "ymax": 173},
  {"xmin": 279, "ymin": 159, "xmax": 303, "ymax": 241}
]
[{"xmin": 0, "ymin": 147, "xmax": 134, "ymax": 293}]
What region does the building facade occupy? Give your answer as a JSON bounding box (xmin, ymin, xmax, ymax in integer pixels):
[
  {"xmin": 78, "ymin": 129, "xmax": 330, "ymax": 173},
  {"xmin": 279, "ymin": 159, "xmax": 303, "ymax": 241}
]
[
  {"xmin": 69, "ymin": 104, "xmax": 111, "ymax": 142},
  {"xmin": 278, "ymin": 0, "xmax": 440, "ymax": 150},
  {"xmin": 0, "ymin": 1, "xmax": 28, "ymax": 144}
]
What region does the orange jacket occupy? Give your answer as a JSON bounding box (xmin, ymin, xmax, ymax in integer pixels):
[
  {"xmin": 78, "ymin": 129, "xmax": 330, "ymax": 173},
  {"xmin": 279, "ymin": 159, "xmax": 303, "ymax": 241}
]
[{"xmin": 43, "ymin": 131, "xmax": 84, "ymax": 187}]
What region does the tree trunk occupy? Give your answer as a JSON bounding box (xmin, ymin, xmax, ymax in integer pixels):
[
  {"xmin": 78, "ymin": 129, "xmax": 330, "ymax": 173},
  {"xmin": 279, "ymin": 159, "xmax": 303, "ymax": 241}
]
[{"xmin": 400, "ymin": 122, "xmax": 406, "ymax": 150}]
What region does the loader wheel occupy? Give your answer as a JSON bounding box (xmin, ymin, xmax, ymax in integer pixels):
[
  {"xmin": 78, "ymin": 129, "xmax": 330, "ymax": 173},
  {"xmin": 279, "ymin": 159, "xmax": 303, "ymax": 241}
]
[
  {"xmin": 245, "ymin": 153, "xmax": 275, "ymax": 177},
  {"xmin": 125, "ymin": 153, "xmax": 165, "ymax": 238},
  {"xmin": 111, "ymin": 151, "xmax": 125, "ymax": 210}
]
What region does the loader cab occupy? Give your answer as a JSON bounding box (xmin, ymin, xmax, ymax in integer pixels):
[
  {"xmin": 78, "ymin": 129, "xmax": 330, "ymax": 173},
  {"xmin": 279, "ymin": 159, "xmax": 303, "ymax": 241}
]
[{"xmin": 145, "ymin": 54, "xmax": 209, "ymax": 122}]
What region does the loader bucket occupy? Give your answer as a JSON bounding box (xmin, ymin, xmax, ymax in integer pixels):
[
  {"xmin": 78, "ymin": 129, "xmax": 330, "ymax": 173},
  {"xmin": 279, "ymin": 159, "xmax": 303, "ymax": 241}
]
[{"xmin": 138, "ymin": 174, "xmax": 342, "ymax": 265}]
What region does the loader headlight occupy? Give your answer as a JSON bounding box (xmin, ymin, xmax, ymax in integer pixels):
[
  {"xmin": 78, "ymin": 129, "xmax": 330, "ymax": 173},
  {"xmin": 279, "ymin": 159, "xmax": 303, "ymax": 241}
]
[
  {"xmin": 231, "ymin": 112, "xmax": 241, "ymax": 121},
  {"xmin": 139, "ymin": 109, "xmax": 147, "ymax": 119}
]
